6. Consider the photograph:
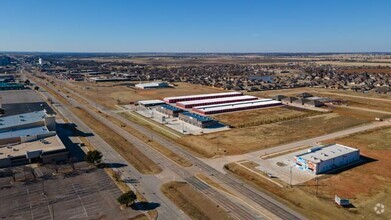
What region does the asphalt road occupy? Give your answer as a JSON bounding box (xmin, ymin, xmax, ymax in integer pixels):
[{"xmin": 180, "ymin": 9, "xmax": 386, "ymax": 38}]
[{"xmin": 31, "ymin": 76, "xmax": 270, "ymax": 219}]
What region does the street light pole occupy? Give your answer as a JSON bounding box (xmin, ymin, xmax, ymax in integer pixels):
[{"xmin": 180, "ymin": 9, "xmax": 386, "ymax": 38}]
[{"xmin": 289, "ymin": 167, "xmax": 293, "ymax": 188}]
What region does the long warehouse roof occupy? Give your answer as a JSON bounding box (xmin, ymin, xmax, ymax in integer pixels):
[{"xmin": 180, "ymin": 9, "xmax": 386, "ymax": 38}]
[
  {"xmin": 0, "ymin": 110, "xmax": 49, "ymax": 131},
  {"xmin": 163, "ymin": 92, "xmax": 242, "ymax": 101},
  {"xmin": 176, "ymin": 95, "xmax": 257, "ymax": 106},
  {"xmin": 193, "ymin": 99, "xmax": 273, "ymax": 110},
  {"xmin": 295, "ymin": 144, "xmax": 359, "ymax": 164},
  {"xmin": 194, "ymin": 100, "xmax": 281, "ymax": 113}
]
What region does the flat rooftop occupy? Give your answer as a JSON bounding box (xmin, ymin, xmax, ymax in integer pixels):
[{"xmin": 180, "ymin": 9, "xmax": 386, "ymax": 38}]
[
  {"xmin": 163, "ymin": 92, "xmax": 242, "ymax": 102},
  {"xmin": 295, "ymin": 144, "xmax": 359, "ymax": 164},
  {"xmin": 158, "ymin": 104, "xmax": 183, "ymax": 112},
  {"xmin": 136, "ymin": 82, "xmax": 167, "ymax": 87},
  {"xmin": 193, "ymin": 98, "xmax": 274, "ymax": 110},
  {"xmin": 138, "ymin": 100, "xmax": 165, "ymax": 105},
  {"xmin": 180, "ymin": 111, "xmax": 214, "ymax": 122},
  {"xmin": 0, "ymin": 135, "xmax": 65, "ymax": 160},
  {"xmin": 193, "ymin": 99, "xmax": 280, "ymax": 113},
  {"xmin": 176, "ymin": 95, "xmax": 257, "ymax": 106},
  {"xmin": 0, "ymin": 110, "xmax": 49, "ymax": 131},
  {"xmin": 0, "ymin": 126, "xmax": 53, "ymax": 140}
]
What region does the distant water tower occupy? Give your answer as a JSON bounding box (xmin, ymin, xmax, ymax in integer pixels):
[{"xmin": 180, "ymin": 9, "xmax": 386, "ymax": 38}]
[{"xmin": 38, "ymin": 58, "xmax": 43, "ymax": 65}]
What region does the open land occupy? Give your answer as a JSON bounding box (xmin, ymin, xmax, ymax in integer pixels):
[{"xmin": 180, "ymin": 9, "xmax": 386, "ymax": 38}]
[{"xmin": 178, "ymin": 107, "xmax": 384, "ymax": 157}]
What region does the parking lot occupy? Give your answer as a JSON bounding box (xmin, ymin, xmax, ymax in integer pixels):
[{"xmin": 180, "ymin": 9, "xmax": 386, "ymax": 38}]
[
  {"xmin": 255, "ymin": 148, "xmax": 316, "ymax": 185},
  {"xmin": 0, "ymin": 89, "xmax": 55, "ymax": 116},
  {"xmin": 0, "ymin": 163, "xmax": 140, "ymax": 219}
]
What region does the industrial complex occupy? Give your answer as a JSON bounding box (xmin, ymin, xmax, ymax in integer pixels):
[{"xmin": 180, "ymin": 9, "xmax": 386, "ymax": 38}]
[{"xmin": 294, "ymin": 144, "xmax": 360, "ymax": 174}]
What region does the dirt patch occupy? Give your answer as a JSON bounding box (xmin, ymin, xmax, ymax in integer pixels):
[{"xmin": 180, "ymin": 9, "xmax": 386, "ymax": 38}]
[{"xmin": 161, "ymin": 181, "xmax": 234, "ymax": 220}]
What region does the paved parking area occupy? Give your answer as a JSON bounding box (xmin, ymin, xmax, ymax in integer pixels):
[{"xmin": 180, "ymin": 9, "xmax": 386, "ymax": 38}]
[
  {"xmin": 0, "ymin": 163, "xmax": 140, "ymax": 219},
  {"xmin": 0, "ymin": 90, "xmax": 55, "ymax": 116},
  {"xmin": 255, "ymin": 149, "xmax": 315, "ymax": 185}
]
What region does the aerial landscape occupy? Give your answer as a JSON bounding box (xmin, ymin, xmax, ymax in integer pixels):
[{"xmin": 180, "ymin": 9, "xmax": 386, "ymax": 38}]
[{"xmin": 0, "ymin": 0, "xmax": 390, "ymax": 220}]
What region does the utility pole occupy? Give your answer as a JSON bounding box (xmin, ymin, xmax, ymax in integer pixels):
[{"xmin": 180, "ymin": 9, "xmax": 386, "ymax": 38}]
[
  {"xmin": 315, "ymin": 178, "xmax": 319, "ymax": 197},
  {"xmin": 95, "ymin": 82, "xmax": 98, "ymax": 110},
  {"xmin": 289, "ymin": 167, "xmax": 293, "ymax": 188}
]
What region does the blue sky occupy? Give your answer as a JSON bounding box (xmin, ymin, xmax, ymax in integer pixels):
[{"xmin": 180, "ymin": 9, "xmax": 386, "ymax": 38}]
[{"xmin": 0, "ymin": 0, "xmax": 390, "ymax": 53}]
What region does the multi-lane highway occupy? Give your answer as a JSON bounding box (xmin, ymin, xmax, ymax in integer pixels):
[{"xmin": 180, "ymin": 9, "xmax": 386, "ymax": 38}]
[
  {"xmin": 48, "ymin": 76, "xmax": 306, "ymax": 220},
  {"xmin": 29, "ymin": 75, "xmax": 283, "ymax": 220}
]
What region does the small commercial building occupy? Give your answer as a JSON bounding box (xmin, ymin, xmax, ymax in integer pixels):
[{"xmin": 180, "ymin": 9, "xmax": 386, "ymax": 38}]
[
  {"xmin": 178, "ymin": 111, "xmax": 218, "ymax": 128},
  {"xmin": 135, "ymin": 81, "xmax": 170, "ymax": 89},
  {"xmin": 138, "ymin": 100, "xmax": 165, "ymax": 107},
  {"xmin": 156, "ymin": 104, "xmax": 184, "ymax": 117},
  {"xmin": 163, "ymin": 92, "xmax": 242, "ymax": 103},
  {"xmin": 192, "ymin": 99, "xmax": 282, "ymax": 115},
  {"xmin": 176, "ymin": 95, "xmax": 258, "ymax": 108},
  {"xmin": 294, "ymin": 144, "xmax": 360, "ymax": 174}
]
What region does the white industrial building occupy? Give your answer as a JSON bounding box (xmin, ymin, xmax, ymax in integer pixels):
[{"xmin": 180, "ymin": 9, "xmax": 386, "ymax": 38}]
[
  {"xmin": 176, "ymin": 95, "xmax": 258, "ymax": 108},
  {"xmin": 192, "ymin": 99, "xmax": 282, "ymax": 115},
  {"xmin": 294, "ymin": 144, "xmax": 360, "ymax": 174},
  {"xmin": 135, "ymin": 81, "xmax": 170, "ymax": 89},
  {"xmin": 164, "ymin": 92, "xmax": 242, "ymax": 103},
  {"xmin": 137, "ymin": 100, "xmax": 165, "ymax": 107}
]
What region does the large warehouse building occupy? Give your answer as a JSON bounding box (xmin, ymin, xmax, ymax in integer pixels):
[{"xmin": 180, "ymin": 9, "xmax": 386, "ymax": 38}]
[
  {"xmin": 135, "ymin": 81, "xmax": 170, "ymax": 89},
  {"xmin": 164, "ymin": 92, "xmax": 242, "ymax": 103},
  {"xmin": 156, "ymin": 104, "xmax": 184, "ymax": 117},
  {"xmin": 294, "ymin": 144, "xmax": 360, "ymax": 174},
  {"xmin": 176, "ymin": 95, "xmax": 258, "ymax": 108},
  {"xmin": 0, "ymin": 110, "xmax": 68, "ymax": 168},
  {"xmin": 179, "ymin": 112, "xmax": 218, "ymax": 128},
  {"xmin": 192, "ymin": 99, "xmax": 282, "ymax": 115}
]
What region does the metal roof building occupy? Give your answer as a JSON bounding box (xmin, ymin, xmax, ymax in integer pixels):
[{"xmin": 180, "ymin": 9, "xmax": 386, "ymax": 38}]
[
  {"xmin": 0, "ymin": 110, "xmax": 56, "ymax": 145},
  {"xmin": 192, "ymin": 99, "xmax": 282, "ymax": 115},
  {"xmin": 176, "ymin": 95, "xmax": 258, "ymax": 108},
  {"xmin": 178, "ymin": 111, "xmax": 218, "ymax": 128},
  {"xmin": 163, "ymin": 92, "xmax": 242, "ymax": 103},
  {"xmin": 156, "ymin": 104, "xmax": 184, "ymax": 117},
  {"xmin": 294, "ymin": 144, "xmax": 360, "ymax": 174},
  {"xmin": 138, "ymin": 100, "xmax": 165, "ymax": 107},
  {"xmin": 135, "ymin": 81, "xmax": 170, "ymax": 89}
]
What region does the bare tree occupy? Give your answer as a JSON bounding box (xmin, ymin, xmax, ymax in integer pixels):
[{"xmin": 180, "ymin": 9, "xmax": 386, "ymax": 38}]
[
  {"xmin": 4, "ymin": 168, "xmax": 16, "ymax": 182},
  {"xmin": 68, "ymin": 157, "xmax": 78, "ymax": 171}
]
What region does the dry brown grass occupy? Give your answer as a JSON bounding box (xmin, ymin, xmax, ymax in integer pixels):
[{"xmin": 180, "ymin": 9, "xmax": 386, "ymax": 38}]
[
  {"xmin": 67, "ymin": 81, "xmax": 223, "ymax": 109},
  {"xmin": 161, "ymin": 181, "xmax": 233, "ymax": 220},
  {"xmin": 71, "ymin": 107, "xmax": 162, "ymax": 174},
  {"xmin": 213, "ymin": 106, "xmax": 318, "ymax": 128},
  {"xmin": 179, "ymin": 112, "xmax": 371, "ymax": 157}
]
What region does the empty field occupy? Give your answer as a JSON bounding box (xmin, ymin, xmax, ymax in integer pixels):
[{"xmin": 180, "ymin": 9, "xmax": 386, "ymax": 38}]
[
  {"xmin": 179, "ymin": 109, "xmax": 381, "ymax": 157},
  {"xmin": 213, "ymin": 106, "xmax": 318, "ymax": 128},
  {"xmin": 318, "ymin": 126, "xmax": 391, "ymax": 218},
  {"xmin": 161, "ymin": 181, "xmax": 233, "ymax": 220},
  {"xmin": 66, "ymin": 81, "xmax": 223, "ymax": 109}
]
